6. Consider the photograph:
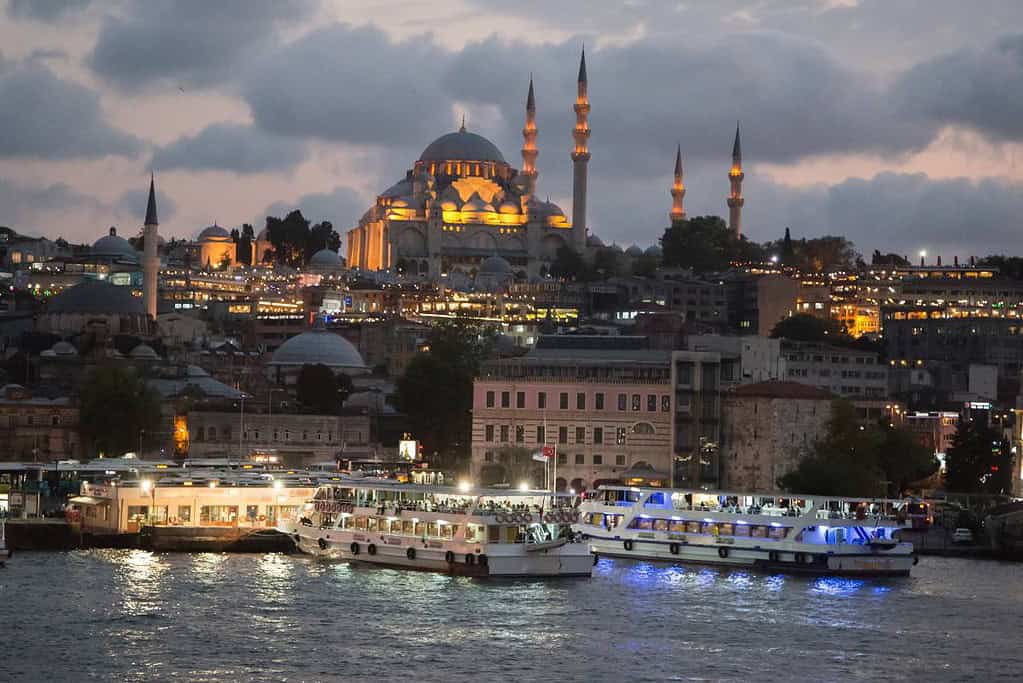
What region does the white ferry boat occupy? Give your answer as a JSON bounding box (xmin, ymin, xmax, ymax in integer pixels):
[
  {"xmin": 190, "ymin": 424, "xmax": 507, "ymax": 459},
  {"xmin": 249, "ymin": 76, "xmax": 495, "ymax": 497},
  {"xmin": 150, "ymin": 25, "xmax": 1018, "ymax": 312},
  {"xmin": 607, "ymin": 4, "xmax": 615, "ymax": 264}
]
[
  {"xmin": 574, "ymin": 486, "xmax": 917, "ymax": 576},
  {"xmin": 280, "ymin": 481, "xmax": 593, "ymax": 578}
]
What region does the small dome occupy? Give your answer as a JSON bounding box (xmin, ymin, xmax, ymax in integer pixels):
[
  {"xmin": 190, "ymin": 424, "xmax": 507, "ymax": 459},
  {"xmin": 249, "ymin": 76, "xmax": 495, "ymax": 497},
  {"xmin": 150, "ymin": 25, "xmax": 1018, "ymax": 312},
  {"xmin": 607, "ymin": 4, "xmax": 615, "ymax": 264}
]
[
  {"xmin": 463, "ymin": 197, "xmax": 483, "ymax": 212},
  {"xmin": 626, "ymin": 244, "xmax": 643, "ymax": 257},
  {"xmin": 50, "ymin": 341, "xmax": 78, "ymax": 356},
  {"xmin": 197, "ymin": 225, "xmax": 231, "ymax": 241},
  {"xmin": 308, "ymin": 248, "xmax": 343, "ymax": 270},
  {"xmin": 129, "ymin": 343, "xmax": 159, "ymax": 360},
  {"xmin": 380, "ymin": 178, "xmax": 413, "ymax": 198},
  {"xmin": 645, "ymin": 244, "xmax": 663, "ymax": 257},
  {"xmin": 480, "ymin": 255, "xmax": 512, "ymax": 275},
  {"xmin": 499, "ymin": 201, "xmax": 520, "ymax": 214},
  {"xmin": 481, "ymin": 202, "xmax": 496, "ymax": 213},
  {"xmin": 270, "ymin": 321, "xmax": 367, "ymax": 371},
  {"xmin": 419, "ymin": 129, "xmax": 506, "ymax": 164},
  {"xmin": 586, "ymin": 234, "xmax": 605, "ymax": 248},
  {"xmin": 92, "ymin": 227, "xmax": 138, "ymax": 261},
  {"xmin": 47, "ymin": 279, "xmax": 144, "ymax": 316}
]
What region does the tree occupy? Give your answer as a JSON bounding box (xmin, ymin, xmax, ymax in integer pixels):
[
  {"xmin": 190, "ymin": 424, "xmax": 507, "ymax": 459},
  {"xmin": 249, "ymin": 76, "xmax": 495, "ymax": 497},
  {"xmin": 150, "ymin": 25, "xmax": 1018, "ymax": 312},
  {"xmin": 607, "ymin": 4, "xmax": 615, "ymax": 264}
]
[
  {"xmin": 265, "ymin": 209, "xmax": 310, "ymax": 267},
  {"xmin": 872, "ymin": 250, "xmax": 909, "ymax": 267},
  {"xmin": 395, "ymin": 321, "xmax": 496, "ymax": 469},
  {"xmin": 763, "ymin": 234, "xmax": 859, "ymax": 272},
  {"xmin": 233, "ymin": 223, "xmax": 254, "ymax": 266},
  {"xmin": 295, "ymin": 363, "xmax": 339, "ymax": 414},
  {"xmin": 770, "ymin": 313, "xmax": 847, "ymax": 342},
  {"xmin": 780, "ymin": 227, "xmax": 795, "ymax": 266},
  {"xmin": 308, "ymin": 221, "xmax": 340, "ymax": 259},
  {"xmin": 945, "ymin": 419, "xmax": 1013, "ymax": 494},
  {"xmin": 779, "ymin": 400, "xmax": 938, "ymax": 497},
  {"xmin": 660, "ymin": 215, "xmax": 763, "ymax": 272},
  {"xmin": 79, "ymin": 366, "xmax": 161, "ymax": 458},
  {"xmin": 978, "ymin": 255, "xmax": 1023, "ymax": 280},
  {"xmin": 550, "ymin": 246, "xmax": 590, "ymax": 280}
]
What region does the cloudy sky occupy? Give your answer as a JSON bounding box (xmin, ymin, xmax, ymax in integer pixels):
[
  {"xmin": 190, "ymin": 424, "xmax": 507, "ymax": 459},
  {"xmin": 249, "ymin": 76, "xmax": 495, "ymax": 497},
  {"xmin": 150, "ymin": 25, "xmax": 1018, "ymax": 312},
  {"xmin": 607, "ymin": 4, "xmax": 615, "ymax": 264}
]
[{"xmin": 2, "ymin": 0, "xmax": 1023, "ymax": 260}]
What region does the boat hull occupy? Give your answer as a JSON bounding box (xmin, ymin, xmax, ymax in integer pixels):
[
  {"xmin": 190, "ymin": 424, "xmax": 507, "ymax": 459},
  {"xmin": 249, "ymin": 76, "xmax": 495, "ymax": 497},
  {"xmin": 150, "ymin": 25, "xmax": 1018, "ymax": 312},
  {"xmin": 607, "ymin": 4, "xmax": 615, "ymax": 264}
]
[
  {"xmin": 286, "ymin": 526, "xmax": 592, "ymax": 578},
  {"xmin": 587, "ymin": 536, "xmax": 914, "ymax": 577}
]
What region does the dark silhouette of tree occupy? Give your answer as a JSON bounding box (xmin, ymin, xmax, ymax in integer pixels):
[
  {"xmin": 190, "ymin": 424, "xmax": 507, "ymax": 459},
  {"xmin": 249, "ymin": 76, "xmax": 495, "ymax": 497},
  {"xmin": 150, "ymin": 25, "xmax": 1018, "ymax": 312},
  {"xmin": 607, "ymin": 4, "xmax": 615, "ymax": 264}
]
[
  {"xmin": 781, "ymin": 227, "xmax": 795, "ymax": 266},
  {"xmin": 550, "ymin": 246, "xmax": 590, "ymax": 280},
  {"xmin": 395, "ymin": 321, "xmax": 496, "ymax": 468},
  {"xmin": 770, "ymin": 313, "xmax": 847, "ymax": 342},
  {"xmin": 978, "ymin": 255, "xmax": 1023, "ymax": 280},
  {"xmin": 231, "ymin": 224, "xmax": 254, "ymax": 266},
  {"xmin": 265, "ymin": 210, "xmax": 310, "ymax": 267},
  {"xmin": 660, "ymin": 215, "xmax": 763, "ymax": 272},
  {"xmin": 295, "ymin": 363, "xmax": 340, "ymax": 414},
  {"xmin": 871, "ymin": 250, "xmax": 909, "ymax": 266},
  {"xmin": 946, "ymin": 418, "xmax": 1013, "ymax": 494},
  {"xmin": 80, "ymin": 366, "xmax": 161, "ymax": 458}
]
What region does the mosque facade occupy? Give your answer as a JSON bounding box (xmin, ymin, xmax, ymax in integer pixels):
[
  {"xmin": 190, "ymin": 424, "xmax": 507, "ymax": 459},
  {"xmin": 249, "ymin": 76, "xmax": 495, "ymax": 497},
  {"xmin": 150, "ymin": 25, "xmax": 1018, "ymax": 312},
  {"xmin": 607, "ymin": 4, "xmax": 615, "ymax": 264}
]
[{"xmin": 347, "ymin": 53, "xmax": 591, "ymax": 281}]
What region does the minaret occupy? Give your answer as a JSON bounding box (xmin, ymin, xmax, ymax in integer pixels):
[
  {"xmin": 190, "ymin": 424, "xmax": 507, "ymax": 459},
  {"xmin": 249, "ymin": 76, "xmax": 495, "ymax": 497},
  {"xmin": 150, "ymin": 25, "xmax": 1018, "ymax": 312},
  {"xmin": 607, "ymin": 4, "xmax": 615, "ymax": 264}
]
[
  {"xmin": 521, "ymin": 76, "xmax": 538, "ymax": 196},
  {"xmin": 670, "ymin": 144, "xmax": 687, "ymax": 224},
  {"xmin": 727, "ymin": 122, "xmax": 745, "ymax": 238},
  {"xmin": 143, "ymin": 174, "xmax": 159, "ymax": 320},
  {"xmin": 571, "ymin": 48, "xmax": 590, "ymax": 251}
]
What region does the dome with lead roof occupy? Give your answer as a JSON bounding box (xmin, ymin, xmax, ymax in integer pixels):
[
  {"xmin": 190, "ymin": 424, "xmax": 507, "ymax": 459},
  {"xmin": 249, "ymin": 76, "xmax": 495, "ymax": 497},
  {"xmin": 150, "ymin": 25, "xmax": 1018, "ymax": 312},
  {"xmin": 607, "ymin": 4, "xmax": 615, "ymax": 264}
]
[{"xmin": 419, "ymin": 130, "xmax": 506, "ymax": 164}]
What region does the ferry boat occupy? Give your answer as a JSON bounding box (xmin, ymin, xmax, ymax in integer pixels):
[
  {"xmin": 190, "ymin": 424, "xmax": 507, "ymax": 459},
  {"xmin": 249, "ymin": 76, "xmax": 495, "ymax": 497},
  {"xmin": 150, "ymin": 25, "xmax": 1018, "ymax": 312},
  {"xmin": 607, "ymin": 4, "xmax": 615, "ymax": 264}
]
[
  {"xmin": 280, "ymin": 481, "xmax": 593, "ymax": 578},
  {"xmin": 574, "ymin": 486, "xmax": 917, "ymax": 576}
]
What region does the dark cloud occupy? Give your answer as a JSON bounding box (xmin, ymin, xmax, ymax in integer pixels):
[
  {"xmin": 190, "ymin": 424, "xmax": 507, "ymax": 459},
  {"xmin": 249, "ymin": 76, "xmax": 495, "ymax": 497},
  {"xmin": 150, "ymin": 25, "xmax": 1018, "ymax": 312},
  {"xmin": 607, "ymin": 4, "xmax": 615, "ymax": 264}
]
[
  {"xmin": 242, "ymin": 23, "xmax": 452, "ymax": 149},
  {"xmin": 0, "ymin": 178, "xmax": 99, "ymax": 233},
  {"xmin": 88, "ymin": 0, "xmax": 314, "ymax": 91},
  {"xmin": 263, "ymin": 185, "xmax": 367, "ymax": 231},
  {"xmin": 0, "ymin": 60, "xmax": 140, "ymax": 159},
  {"xmin": 114, "ymin": 183, "xmax": 177, "ymax": 225},
  {"xmin": 6, "ymin": 0, "xmax": 92, "ymax": 22},
  {"xmin": 151, "ymin": 123, "xmax": 307, "ymax": 174},
  {"xmin": 897, "ymin": 34, "xmax": 1023, "ymax": 142}
]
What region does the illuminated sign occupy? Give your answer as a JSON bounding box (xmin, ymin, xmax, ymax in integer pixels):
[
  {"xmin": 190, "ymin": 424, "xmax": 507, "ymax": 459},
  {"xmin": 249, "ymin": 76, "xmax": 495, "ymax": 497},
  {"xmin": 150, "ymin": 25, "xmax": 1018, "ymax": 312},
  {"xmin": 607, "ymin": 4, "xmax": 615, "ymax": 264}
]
[{"xmin": 398, "ymin": 439, "xmax": 419, "ymax": 461}]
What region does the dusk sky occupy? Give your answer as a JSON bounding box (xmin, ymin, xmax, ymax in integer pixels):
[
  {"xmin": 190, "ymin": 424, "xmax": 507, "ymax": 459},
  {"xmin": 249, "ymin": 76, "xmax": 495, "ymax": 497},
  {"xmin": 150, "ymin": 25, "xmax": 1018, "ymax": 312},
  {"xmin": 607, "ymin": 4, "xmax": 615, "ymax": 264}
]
[{"xmin": 2, "ymin": 0, "xmax": 1023, "ymax": 259}]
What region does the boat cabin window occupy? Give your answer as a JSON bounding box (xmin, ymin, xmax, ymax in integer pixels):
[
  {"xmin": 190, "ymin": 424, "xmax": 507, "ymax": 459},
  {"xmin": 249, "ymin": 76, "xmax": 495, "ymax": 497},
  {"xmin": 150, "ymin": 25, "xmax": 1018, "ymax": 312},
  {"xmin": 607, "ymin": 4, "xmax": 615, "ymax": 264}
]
[
  {"xmin": 402, "ymin": 519, "xmax": 414, "ymax": 535},
  {"xmin": 603, "ymin": 489, "xmax": 641, "ymax": 506},
  {"xmin": 643, "ymin": 492, "xmax": 667, "ymax": 508},
  {"xmin": 629, "ymin": 517, "xmax": 655, "ymax": 531},
  {"xmin": 653, "ymin": 519, "xmax": 669, "ymax": 532},
  {"xmin": 487, "ymin": 525, "xmax": 500, "ymax": 543}
]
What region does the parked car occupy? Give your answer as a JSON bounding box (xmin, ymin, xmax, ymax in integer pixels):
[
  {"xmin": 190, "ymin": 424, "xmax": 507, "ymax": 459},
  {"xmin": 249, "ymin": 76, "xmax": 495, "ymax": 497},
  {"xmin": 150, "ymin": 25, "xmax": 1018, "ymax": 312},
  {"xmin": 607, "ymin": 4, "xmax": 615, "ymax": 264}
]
[{"xmin": 952, "ymin": 528, "xmax": 974, "ymax": 544}]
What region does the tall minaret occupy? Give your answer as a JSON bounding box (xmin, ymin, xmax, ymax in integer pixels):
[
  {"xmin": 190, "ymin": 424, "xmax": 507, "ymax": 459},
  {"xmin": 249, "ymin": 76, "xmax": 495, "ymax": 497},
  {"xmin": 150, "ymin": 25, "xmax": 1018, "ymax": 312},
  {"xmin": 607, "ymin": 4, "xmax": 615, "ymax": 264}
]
[
  {"xmin": 571, "ymin": 48, "xmax": 590, "ymax": 251},
  {"xmin": 727, "ymin": 122, "xmax": 744, "ymax": 238},
  {"xmin": 670, "ymin": 143, "xmax": 687, "ymax": 224},
  {"xmin": 521, "ymin": 76, "xmax": 538, "ymax": 196},
  {"xmin": 143, "ymin": 174, "xmax": 159, "ymax": 320}
]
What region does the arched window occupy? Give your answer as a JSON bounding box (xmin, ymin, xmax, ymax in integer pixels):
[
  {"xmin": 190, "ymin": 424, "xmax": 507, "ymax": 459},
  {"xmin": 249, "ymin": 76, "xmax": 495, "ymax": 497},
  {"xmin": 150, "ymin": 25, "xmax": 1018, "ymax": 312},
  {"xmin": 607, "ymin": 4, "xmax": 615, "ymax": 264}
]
[{"xmin": 632, "ymin": 422, "xmax": 655, "ymax": 435}]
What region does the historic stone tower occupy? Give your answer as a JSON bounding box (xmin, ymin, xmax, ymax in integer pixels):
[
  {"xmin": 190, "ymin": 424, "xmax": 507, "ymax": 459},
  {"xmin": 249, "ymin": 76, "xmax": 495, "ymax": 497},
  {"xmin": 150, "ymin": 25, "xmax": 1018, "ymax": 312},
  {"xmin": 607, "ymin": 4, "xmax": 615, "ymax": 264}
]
[
  {"xmin": 670, "ymin": 143, "xmax": 687, "ymax": 225},
  {"xmin": 727, "ymin": 122, "xmax": 744, "ymax": 238},
  {"xmin": 521, "ymin": 76, "xmax": 538, "ymax": 197},
  {"xmin": 143, "ymin": 174, "xmax": 159, "ymax": 320},
  {"xmin": 571, "ymin": 49, "xmax": 590, "ymax": 251}
]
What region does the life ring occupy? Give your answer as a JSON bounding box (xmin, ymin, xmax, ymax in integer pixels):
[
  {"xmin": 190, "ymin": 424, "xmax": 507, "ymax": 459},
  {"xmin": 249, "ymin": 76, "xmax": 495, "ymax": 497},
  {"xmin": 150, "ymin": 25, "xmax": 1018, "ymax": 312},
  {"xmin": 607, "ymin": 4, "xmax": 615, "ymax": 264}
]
[
  {"xmin": 717, "ymin": 547, "xmax": 729, "ymax": 559},
  {"xmin": 318, "ymin": 538, "xmax": 328, "ymax": 550},
  {"xmin": 465, "ymin": 553, "xmax": 476, "ymax": 565},
  {"xmin": 406, "ymin": 547, "xmax": 416, "ymax": 560},
  {"xmin": 794, "ymin": 552, "xmax": 806, "ymax": 564},
  {"xmin": 669, "ymin": 543, "xmax": 680, "ymax": 555},
  {"xmin": 350, "ymin": 542, "xmax": 360, "ymax": 555},
  {"xmin": 445, "ymin": 550, "xmax": 455, "ymax": 563},
  {"xmin": 623, "ymin": 539, "xmax": 634, "ymax": 551},
  {"xmin": 495, "ymin": 513, "xmax": 506, "ymax": 524},
  {"xmin": 768, "ymin": 551, "xmax": 780, "ymax": 562},
  {"xmin": 367, "ymin": 543, "xmax": 377, "ymax": 556}
]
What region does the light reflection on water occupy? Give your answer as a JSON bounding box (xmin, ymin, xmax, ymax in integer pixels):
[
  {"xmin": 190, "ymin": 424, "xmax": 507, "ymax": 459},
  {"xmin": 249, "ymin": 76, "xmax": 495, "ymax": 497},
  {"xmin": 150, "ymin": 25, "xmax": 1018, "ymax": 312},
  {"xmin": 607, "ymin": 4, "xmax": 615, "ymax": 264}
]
[{"xmin": 1, "ymin": 552, "xmax": 1020, "ymax": 681}]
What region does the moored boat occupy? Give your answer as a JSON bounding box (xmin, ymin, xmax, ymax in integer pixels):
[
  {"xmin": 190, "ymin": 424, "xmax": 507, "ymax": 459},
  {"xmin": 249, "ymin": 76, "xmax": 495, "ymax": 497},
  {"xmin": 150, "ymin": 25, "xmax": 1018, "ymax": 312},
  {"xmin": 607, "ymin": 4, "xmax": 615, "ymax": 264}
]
[
  {"xmin": 280, "ymin": 480, "xmax": 592, "ymax": 578},
  {"xmin": 573, "ymin": 486, "xmax": 917, "ymax": 576}
]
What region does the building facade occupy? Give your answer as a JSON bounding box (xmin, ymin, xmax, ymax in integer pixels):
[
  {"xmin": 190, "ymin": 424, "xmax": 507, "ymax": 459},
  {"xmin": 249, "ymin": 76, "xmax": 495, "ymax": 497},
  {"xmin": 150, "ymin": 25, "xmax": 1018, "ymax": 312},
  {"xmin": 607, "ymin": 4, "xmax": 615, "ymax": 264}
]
[{"xmin": 470, "ymin": 343, "xmax": 673, "ymax": 492}]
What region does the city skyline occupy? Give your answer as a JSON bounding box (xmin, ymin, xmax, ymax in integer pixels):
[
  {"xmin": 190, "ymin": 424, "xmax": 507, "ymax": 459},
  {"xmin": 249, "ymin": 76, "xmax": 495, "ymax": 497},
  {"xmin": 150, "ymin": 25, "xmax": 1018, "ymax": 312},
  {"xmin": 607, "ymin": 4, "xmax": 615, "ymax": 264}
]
[{"xmin": 1, "ymin": 0, "xmax": 1023, "ymax": 258}]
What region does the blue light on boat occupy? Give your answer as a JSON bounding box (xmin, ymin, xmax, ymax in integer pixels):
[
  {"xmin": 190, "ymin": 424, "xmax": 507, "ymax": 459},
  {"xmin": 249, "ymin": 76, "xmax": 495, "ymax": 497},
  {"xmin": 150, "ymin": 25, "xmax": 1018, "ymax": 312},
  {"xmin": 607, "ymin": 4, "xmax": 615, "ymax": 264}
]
[
  {"xmin": 736, "ymin": 520, "xmax": 747, "ymax": 525},
  {"xmin": 670, "ymin": 516, "xmax": 681, "ymax": 521},
  {"xmin": 703, "ymin": 518, "xmax": 713, "ymax": 523},
  {"xmin": 770, "ymin": 522, "xmax": 781, "ymax": 527},
  {"xmin": 639, "ymin": 514, "xmax": 650, "ymax": 519}
]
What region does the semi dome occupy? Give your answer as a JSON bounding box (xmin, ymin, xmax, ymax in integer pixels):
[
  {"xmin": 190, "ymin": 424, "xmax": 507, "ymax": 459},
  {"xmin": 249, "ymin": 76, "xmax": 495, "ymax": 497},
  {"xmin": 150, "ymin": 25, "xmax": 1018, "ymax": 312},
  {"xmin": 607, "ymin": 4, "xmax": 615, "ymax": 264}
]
[
  {"xmin": 419, "ymin": 130, "xmax": 506, "ymax": 164},
  {"xmin": 47, "ymin": 279, "xmax": 144, "ymax": 316},
  {"xmin": 198, "ymin": 224, "xmax": 231, "ymax": 241},
  {"xmin": 129, "ymin": 343, "xmax": 159, "ymax": 360},
  {"xmin": 92, "ymin": 227, "xmax": 138, "ymax": 261},
  {"xmin": 270, "ymin": 322, "xmax": 367, "ymax": 371}
]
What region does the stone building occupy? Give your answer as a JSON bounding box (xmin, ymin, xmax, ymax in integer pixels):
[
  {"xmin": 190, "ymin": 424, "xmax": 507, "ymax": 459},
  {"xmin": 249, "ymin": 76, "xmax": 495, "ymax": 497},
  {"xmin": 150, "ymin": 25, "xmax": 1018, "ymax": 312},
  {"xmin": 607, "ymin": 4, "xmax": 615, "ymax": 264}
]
[
  {"xmin": 471, "ymin": 339, "xmax": 673, "ymax": 492},
  {"xmin": 0, "ymin": 384, "xmax": 80, "ymax": 461},
  {"xmin": 37, "ymin": 278, "xmax": 151, "ymax": 337},
  {"xmin": 719, "ymin": 381, "xmax": 832, "ymax": 492}
]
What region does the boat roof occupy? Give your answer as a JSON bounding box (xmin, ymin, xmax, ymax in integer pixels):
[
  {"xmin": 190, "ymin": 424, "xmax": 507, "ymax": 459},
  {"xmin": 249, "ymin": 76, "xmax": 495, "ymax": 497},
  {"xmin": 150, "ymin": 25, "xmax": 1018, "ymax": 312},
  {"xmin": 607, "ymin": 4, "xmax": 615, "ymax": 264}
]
[
  {"xmin": 595, "ymin": 485, "xmax": 907, "ymax": 505},
  {"xmin": 318, "ymin": 480, "xmax": 570, "ymax": 498}
]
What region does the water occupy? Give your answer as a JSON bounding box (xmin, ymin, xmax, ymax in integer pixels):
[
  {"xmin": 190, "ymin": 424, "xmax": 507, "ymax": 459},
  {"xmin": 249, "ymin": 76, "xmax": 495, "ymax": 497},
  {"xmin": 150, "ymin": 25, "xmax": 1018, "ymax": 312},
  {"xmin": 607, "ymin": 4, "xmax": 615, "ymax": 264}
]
[{"xmin": 1, "ymin": 552, "xmax": 1020, "ymax": 682}]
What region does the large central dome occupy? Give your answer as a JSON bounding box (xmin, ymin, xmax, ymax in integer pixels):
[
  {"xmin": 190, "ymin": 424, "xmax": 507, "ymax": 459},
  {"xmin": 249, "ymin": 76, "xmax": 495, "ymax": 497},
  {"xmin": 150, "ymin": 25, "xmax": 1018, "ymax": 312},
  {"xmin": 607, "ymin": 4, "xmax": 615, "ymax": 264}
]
[{"xmin": 419, "ymin": 129, "xmax": 506, "ymax": 163}]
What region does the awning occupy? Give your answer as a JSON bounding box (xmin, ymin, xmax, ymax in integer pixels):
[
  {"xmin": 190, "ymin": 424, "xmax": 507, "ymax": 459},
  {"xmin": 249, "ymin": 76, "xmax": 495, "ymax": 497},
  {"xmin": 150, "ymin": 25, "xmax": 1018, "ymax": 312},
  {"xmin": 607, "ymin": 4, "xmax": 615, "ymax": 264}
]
[{"xmin": 68, "ymin": 496, "xmax": 101, "ymax": 505}]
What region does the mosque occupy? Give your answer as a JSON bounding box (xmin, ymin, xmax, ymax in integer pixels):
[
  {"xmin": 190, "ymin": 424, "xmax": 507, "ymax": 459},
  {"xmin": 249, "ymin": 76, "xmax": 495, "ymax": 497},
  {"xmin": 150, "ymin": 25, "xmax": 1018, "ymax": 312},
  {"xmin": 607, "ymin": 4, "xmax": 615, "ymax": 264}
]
[{"xmin": 347, "ymin": 51, "xmax": 747, "ymax": 281}]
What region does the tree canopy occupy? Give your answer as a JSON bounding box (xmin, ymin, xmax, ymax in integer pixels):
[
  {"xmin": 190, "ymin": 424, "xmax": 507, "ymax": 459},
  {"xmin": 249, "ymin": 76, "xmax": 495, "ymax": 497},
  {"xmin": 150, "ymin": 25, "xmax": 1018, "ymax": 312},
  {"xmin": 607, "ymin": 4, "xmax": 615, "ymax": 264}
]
[
  {"xmin": 660, "ymin": 215, "xmax": 763, "ymax": 272},
  {"xmin": 779, "ymin": 400, "xmax": 938, "ymax": 497},
  {"xmin": 395, "ymin": 321, "xmax": 496, "ymax": 469},
  {"xmin": 978, "ymin": 255, "xmax": 1023, "ymax": 280},
  {"xmin": 79, "ymin": 366, "xmax": 161, "ymax": 458},
  {"xmin": 295, "ymin": 363, "xmax": 340, "ymax": 414},
  {"xmin": 945, "ymin": 418, "xmax": 1013, "ymax": 494},
  {"xmin": 264, "ymin": 210, "xmax": 341, "ymax": 267},
  {"xmin": 770, "ymin": 313, "xmax": 848, "ymax": 342},
  {"xmin": 763, "ymin": 233, "xmax": 859, "ymax": 272}
]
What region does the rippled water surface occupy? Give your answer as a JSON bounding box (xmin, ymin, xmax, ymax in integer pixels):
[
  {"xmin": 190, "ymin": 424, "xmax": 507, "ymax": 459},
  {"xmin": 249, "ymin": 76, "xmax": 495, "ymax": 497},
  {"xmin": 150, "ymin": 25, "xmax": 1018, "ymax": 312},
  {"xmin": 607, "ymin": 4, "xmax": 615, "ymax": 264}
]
[{"xmin": 2, "ymin": 551, "xmax": 1021, "ymax": 681}]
